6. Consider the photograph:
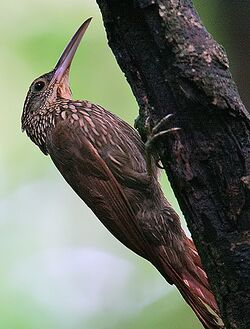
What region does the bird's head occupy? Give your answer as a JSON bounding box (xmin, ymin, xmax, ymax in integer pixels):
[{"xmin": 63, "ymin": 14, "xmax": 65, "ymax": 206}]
[{"xmin": 21, "ymin": 18, "xmax": 92, "ymax": 132}]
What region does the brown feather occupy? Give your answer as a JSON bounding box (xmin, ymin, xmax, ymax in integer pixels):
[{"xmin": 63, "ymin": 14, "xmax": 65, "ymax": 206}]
[
  {"xmin": 45, "ymin": 114, "xmax": 224, "ymax": 329},
  {"xmin": 46, "ymin": 119, "xmax": 152, "ymax": 259},
  {"xmin": 22, "ymin": 46, "xmax": 225, "ymax": 327}
]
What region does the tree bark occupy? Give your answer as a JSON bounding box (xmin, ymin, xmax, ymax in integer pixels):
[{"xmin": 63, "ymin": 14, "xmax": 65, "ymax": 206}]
[{"xmin": 95, "ymin": 1, "xmax": 250, "ymax": 328}]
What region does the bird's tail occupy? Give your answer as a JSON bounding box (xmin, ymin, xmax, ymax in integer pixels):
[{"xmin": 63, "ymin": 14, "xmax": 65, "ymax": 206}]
[{"xmin": 155, "ymin": 238, "xmax": 225, "ymax": 329}]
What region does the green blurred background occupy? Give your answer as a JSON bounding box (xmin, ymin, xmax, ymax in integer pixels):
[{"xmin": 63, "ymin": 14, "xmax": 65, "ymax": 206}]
[{"xmin": 1, "ymin": 1, "xmax": 249, "ymax": 328}]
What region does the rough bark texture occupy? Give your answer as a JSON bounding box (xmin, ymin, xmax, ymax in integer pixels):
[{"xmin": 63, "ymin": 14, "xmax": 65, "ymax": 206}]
[{"xmin": 95, "ymin": 1, "xmax": 250, "ymax": 328}]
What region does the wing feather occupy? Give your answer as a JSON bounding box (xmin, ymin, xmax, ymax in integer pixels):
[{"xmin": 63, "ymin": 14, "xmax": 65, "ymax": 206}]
[{"xmin": 46, "ymin": 120, "xmax": 150, "ymax": 258}]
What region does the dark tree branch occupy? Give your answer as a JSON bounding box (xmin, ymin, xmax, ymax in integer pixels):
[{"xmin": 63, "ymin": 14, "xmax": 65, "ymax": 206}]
[{"xmin": 95, "ymin": 1, "xmax": 250, "ymax": 328}]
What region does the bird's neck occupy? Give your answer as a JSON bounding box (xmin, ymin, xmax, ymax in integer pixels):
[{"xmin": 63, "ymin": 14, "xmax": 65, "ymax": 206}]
[{"xmin": 24, "ymin": 100, "xmax": 65, "ymax": 155}]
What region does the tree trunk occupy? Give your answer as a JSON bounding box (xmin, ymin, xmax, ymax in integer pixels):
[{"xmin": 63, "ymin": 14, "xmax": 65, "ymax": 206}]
[{"xmin": 95, "ymin": 1, "xmax": 250, "ymax": 328}]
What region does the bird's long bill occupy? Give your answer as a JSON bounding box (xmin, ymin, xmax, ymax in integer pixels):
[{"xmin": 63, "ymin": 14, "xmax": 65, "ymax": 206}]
[{"xmin": 50, "ymin": 17, "xmax": 92, "ymax": 85}]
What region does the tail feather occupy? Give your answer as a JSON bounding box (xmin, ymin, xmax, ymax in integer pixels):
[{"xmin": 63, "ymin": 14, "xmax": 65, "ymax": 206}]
[
  {"xmin": 154, "ymin": 242, "xmax": 225, "ymax": 329},
  {"xmin": 180, "ymin": 271, "xmax": 223, "ymax": 329}
]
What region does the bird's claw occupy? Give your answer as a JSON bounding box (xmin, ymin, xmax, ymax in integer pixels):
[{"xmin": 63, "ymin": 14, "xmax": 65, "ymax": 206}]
[
  {"xmin": 145, "ymin": 114, "xmax": 180, "ymax": 151},
  {"xmin": 145, "ymin": 114, "xmax": 181, "ymax": 173}
]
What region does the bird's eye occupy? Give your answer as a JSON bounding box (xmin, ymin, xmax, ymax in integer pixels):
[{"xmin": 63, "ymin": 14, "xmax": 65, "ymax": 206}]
[{"xmin": 33, "ymin": 80, "xmax": 46, "ymax": 92}]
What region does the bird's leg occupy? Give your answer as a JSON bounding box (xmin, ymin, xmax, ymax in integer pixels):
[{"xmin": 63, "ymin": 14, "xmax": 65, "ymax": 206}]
[
  {"xmin": 145, "ymin": 114, "xmax": 180, "ymax": 175},
  {"xmin": 146, "ymin": 114, "xmax": 180, "ymax": 149}
]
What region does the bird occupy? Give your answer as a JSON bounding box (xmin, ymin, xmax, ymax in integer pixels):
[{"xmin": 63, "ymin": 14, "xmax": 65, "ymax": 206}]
[{"xmin": 21, "ymin": 18, "xmax": 225, "ymax": 329}]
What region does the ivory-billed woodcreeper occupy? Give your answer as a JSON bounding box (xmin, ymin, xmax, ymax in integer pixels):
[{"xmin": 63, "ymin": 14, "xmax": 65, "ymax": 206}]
[{"xmin": 21, "ymin": 18, "xmax": 224, "ymax": 329}]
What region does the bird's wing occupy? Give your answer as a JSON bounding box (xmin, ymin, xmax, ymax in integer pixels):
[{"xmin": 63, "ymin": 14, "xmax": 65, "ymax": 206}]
[
  {"xmin": 99, "ymin": 143, "xmax": 152, "ymax": 191},
  {"xmin": 46, "ymin": 120, "xmax": 151, "ymax": 259},
  {"xmin": 46, "ymin": 120, "xmax": 223, "ymax": 328}
]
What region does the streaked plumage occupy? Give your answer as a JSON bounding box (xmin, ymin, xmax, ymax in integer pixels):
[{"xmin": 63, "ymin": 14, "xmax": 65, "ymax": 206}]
[{"xmin": 21, "ymin": 19, "xmax": 224, "ymax": 329}]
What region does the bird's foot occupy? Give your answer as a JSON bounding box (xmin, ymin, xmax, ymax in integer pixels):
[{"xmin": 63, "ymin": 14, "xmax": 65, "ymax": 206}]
[
  {"xmin": 145, "ymin": 114, "xmax": 180, "ymax": 172},
  {"xmin": 145, "ymin": 114, "xmax": 180, "ymax": 151}
]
